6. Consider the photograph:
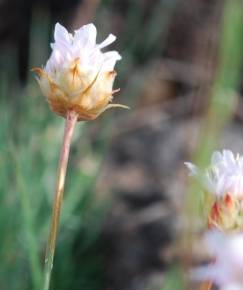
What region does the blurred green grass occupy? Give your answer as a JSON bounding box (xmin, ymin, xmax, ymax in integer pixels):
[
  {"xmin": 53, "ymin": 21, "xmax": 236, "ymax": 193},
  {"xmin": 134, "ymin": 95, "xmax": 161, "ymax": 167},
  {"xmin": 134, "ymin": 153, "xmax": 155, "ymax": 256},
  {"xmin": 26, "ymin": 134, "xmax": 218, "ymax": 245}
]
[{"xmin": 0, "ymin": 82, "xmax": 107, "ymax": 289}]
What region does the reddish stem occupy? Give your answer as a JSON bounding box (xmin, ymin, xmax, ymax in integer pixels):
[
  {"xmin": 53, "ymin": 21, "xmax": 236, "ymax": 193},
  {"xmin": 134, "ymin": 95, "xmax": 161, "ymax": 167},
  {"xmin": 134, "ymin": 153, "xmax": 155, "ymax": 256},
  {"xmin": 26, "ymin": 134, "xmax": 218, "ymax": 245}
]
[
  {"xmin": 43, "ymin": 110, "xmax": 78, "ymax": 290},
  {"xmin": 200, "ymin": 281, "xmax": 213, "ymax": 290}
]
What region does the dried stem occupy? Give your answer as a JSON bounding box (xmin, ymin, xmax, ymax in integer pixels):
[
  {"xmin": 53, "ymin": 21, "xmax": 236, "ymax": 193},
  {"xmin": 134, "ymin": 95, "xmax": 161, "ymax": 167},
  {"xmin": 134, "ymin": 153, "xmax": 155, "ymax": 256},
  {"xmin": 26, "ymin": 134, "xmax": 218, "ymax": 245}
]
[{"xmin": 43, "ymin": 110, "xmax": 78, "ymax": 290}]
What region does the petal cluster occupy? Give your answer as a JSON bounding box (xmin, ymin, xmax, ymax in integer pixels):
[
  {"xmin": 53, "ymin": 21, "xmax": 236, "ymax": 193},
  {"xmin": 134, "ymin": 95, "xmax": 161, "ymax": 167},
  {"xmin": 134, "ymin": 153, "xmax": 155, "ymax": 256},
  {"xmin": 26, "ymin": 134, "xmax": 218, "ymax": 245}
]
[
  {"xmin": 192, "ymin": 231, "xmax": 243, "ymax": 290},
  {"xmin": 185, "ymin": 150, "xmax": 243, "ymax": 198},
  {"xmin": 185, "ymin": 150, "xmax": 243, "ymax": 230},
  {"xmin": 33, "ymin": 23, "xmax": 127, "ymax": 120}
]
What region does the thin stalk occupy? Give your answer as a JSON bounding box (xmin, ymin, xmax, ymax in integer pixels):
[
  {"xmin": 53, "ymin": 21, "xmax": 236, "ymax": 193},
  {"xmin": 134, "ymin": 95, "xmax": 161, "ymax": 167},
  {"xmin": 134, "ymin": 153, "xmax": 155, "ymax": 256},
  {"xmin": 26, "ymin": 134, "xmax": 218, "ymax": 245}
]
[
  {"xmin": 200, "ymin": 281, "xmax": 212, "ymax": 290},
  {"xmin": 43, "ymin": 110, "xmax": 78, "ymax": 290}
]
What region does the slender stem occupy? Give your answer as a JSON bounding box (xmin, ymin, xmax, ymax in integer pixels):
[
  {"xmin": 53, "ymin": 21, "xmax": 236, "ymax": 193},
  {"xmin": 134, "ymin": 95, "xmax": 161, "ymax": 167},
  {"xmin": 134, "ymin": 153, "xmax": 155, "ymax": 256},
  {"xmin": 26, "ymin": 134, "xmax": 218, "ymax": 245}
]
[
  {"xmin": 200, "ymin": 281, "xmax": 212, "ymax": 290},
  {"xmin": 43, "ymin": 110, "xmax": 78, "ymax": 290}
]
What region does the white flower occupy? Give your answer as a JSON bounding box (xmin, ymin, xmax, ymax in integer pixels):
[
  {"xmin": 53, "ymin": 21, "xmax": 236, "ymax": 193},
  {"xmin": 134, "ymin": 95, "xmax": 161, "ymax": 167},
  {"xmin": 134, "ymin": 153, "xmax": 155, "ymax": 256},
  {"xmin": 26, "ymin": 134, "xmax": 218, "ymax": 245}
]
[
  {"xmin": 45, "ymin": 23, "xmax": 121, "ymax": 76},
  {"xmin": 185, "ymin": 150, "xmax": 243, "ymax": 198},
  {"xmin": 192, "ymin": 231, "xmax": 243, "ymax": 290},
  {"xmin": 33, "ymin": 23, "xmax": 128, "ymax": 120}
]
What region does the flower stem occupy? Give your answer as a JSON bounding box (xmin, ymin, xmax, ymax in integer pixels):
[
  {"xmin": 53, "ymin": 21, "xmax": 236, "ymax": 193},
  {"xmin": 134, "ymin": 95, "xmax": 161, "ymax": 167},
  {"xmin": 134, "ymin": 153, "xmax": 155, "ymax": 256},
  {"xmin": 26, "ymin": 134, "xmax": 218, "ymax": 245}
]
[
  {"xmin": 200, "ymin": 281, "xmax": 212, "ymax": 290},
  {"xmin": 43, "ymin": 110, "xmax": 78, "ymax": 290}
]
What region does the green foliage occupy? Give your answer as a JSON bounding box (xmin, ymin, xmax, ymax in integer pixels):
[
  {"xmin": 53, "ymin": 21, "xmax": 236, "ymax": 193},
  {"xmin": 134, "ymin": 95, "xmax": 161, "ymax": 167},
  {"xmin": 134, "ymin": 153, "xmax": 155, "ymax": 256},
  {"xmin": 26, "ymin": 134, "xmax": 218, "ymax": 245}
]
[
  {"xmin": 0, "ymin": 0, "xmax": 174, "ymax": 287},
  {"xmin": 0, "ymin": 0, "xmax": 178, "ymax": 289},
  {"xmin": 162, "ymin": 266, "xmax": 185, "ymax": 290},
  {"xmin": 0, "ymin": 84, "xmax": 106, "ymax": 290}
]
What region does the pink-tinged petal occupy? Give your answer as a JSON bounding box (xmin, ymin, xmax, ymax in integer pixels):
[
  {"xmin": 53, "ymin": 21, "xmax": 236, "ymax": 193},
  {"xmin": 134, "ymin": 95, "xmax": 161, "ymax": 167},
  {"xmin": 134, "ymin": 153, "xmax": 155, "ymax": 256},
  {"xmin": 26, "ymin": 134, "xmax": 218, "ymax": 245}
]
[
  {"xmin": 192, "ymin": 232, "xmax": 243, "ymax": 289},
  {"xmin": 45, "ymin": 57, "xmax": 53, "ymax": 74},
  {"xmin": 186, "ymin": 150, "xmax": 243, "ymax": 197},
  {"xmin": 101, "ymin": 51, "xmax": 122, "ymax": 71},
  {"xmin": 74, "ymin": 23, "xmax": 97, "ymax": 47},
  {"xmin": 191, "ymin": 266, "xmax": 218, "ymax": 281},
  {"xmin": 215, "ymin": 176, "xmax": 228, "ymax": 196},
  {"xmin": 103, "ymin": 51, "xmax": 122, "ymax": 61},
  {"xmin": 222, "ymin": 283, "xmax": 243, "ymax": 290},
  {"xmin": 43, "ymin": 23, "xmax": 122, "ymax": 75},
  {"xmin": 104, "ymin": 51, "xmax": 122, "ymax": 61},
  {"xmin": 223, "ymin": 150, "xmax": 235, "ymax": 165},
  {"xmin": 98, "ymin": 34, "xmax": 116, "ymax": 49},
  {"xmin": 238, "ymin": 157, "xmax": 243, "ymax": 166},
  {"xmin": 211, "ymin": 151, "xmax": 223, "ymax": 166},
  {"xmin": 184, "ymin": 162, "xmax": 198, "ymax": 176},
  {"xmin": 54, "ymin": 23, "xmax": 72, "ymax": 45},
  {"xmin": 51, "ymin": 41, "xmax": 72, "ymax": 57},
  {"xmin": 53, "ymin": 50, "xmax": 64, "ymax": 65}
]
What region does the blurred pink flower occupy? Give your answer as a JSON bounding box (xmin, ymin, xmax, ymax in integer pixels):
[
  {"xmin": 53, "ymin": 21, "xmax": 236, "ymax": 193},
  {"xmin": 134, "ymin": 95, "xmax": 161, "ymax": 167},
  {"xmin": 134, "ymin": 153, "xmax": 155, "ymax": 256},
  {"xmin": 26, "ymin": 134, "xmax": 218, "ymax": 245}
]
[
  {"xmin": 192, "ymin": 231, "xmax": 243, "ymax": 290},
  {"xmin": 185, "ymin": 150, "xmax": 243, "ymax": 199},
  {"xmin": 185, "ymin": 150, "xmax": 243, "ymax": 229}
]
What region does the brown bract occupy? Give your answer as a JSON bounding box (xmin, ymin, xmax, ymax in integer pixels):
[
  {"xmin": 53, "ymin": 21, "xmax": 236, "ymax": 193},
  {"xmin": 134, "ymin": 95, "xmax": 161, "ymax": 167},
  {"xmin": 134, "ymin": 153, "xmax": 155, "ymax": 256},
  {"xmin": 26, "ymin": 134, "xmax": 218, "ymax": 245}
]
[
  {"xmin": 208, "ymin": 194, "xmax": 243, "ymax": 231},
  {"xmin": 32, "ymin": 65, "xmax": 128, "ymax": 121}
]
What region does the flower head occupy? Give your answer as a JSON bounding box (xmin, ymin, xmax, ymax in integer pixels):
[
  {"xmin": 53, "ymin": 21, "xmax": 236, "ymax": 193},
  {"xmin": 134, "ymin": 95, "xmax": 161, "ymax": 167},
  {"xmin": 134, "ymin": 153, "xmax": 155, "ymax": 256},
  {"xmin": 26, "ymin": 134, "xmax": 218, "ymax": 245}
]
[
  {"xmin": 192, "ymin": 231, "xmax": 243, "ymax": 290},
  {"xmin": 185, "ymin": 150, "xmax": 243, "ymax": 199},
  {"xmin": 33, "ymin": 23, "xmax": 128, "ymax": 120},
  {"xmin": 185, "ymin": 150, "xmax": 243, "ymax": 230}
]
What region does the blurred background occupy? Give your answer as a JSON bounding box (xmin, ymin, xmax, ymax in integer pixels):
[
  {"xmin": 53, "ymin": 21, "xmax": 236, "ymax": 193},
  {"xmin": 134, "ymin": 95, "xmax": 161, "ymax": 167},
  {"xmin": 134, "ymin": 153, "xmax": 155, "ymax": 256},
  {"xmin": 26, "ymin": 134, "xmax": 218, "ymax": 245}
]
[{"xmin": 1, "ymin": 0, "xmax": 243, "ymax": 289}]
